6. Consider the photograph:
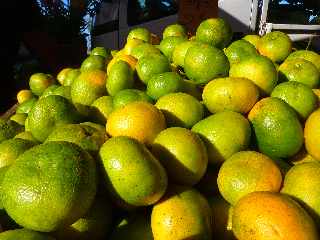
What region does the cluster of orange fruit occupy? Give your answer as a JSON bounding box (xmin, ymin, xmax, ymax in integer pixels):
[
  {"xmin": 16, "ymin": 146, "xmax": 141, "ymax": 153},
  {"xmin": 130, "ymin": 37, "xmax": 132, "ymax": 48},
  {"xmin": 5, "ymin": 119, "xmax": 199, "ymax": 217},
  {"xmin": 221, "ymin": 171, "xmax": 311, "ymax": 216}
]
[{"xmin": 0, "ymin": 17, "xmax": 319, "ymax": 239}]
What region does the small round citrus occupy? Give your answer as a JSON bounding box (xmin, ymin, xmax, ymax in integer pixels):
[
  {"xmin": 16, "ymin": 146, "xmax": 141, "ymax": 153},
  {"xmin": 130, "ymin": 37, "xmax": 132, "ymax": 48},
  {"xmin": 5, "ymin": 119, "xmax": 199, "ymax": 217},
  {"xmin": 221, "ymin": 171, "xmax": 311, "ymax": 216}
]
[
  {"xmin": 286, "ymin": 50, "xmax": 320, "ymax": 71},
  {"xmin": 155, "ymin": 92, "xmax": 204, "ymax": 128},
  {"xmin": 151, "ymin": 127, "xmax": 208, "ymax": 186},
  {"xmin": 196, "ymin": 18, "xmax": 233, "ymax": 49},
  {"xmin": 127, "ymin": 27, "xmax": 151, "ymax": 43},
  {"xmin": 242, "ymin": 34, "xmax": 260, "ymax": 49},
  {"xmin": 258, "ymin": 31, "xmax": 292, "ymax": 62},
  {"xmin": 271, "ymin": 81, "xmax": 318, "ymax": 120},
  {"xmin": 192, "ymin": 111, "xmax": 251, "ymax": 164},
  {"xmin": 217, "ymin": 151, "xmax": 282, "ymax": 205},
  {"xmin": 159, "ymin": 36, "xmax": 187, "ymax": 61},
  {"xmin": 202, "ymin": 77, "xmax": 259, "ymax": 114},
  {"xmin": 17, "ymin": 89, "xmax": 34, "ymax": 104},
  {"xmin": 146, "ymin": 72, "xmax": 183, "ymax": 100},
  {"xmin": 184, "ymin": 44, "xmax": 229, "ymax": 85},
  {"xmin": 29, "ymin": 73, "xmax": 55, "ymax": 96},
  {"xmin": 113, "ymin": 89, "xmax": 153, "ymax": 109},
  {"xmin": 279, "ymin": 58, "xmax": 320, "ymax": 88},
  {"xmin": 224, "ymin": 39, "xmax": 258, "ymax": 65},
  {"xmin": 2, "ymin": 142, "xmax": 97, "ymax": 232},
  {"xmin": 163, "ymin": 24, "xmax": 187, "ymax": 39},
  {"xmin": 106, "ymin": 101, "xmax": 166, "ymax": 145},
  {"xmin": 232, "ymin": 192, "xmax": 319, "ymax": 240}
]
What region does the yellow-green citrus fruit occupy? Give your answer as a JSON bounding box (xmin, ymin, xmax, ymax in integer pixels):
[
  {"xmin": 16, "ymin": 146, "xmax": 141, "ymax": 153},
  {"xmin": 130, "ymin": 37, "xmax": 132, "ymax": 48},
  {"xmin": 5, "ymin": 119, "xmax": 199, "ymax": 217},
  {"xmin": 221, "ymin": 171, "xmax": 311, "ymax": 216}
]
[
  {"xmin": 184, "ymin": 44, "xmax": 229, "ymax": 85},
  {"xmin": 192, "ymin": 111, "xmax": 251, "ymax": 164},
  {"xmin": 127, "ymin": 27, "xmax": 151, "ymax": 43},
  {"xmin": 224, "ymin": 39, "xmax": 258, "ymax": 65},
  {"xmin": 242, "ymin": 34, "xmax": 261, "ymax": 49},
  {"xmin": 159, "ymin": 36, "xmax": 187, "ymax": 61},
  {"xmin": 279, "ymin": 58, "xmax": 320, "ymax": 88},
  {"xmin": 91, "ymin": 96, "xmax": 114, "ymax": 124},
  {"xmin": 217, "ymin": 151, "xmax": 282, "ymax": 205},
  {"xmin": 0, "ymin": 229, "xmax": 55, "ymax": 240},
  {"xmin": 29, "ymin": 73, "xmax": 55, "ymax": 96},
  {"xmin": 152, "ymin": 127, "xmax": 208, "ymax": 186},
  {"xmin": 151, "ymin": 185, "xmax": 212, "ymax": 240},
  {"xmin": 155, "ymin": 92, "xmax": 204, "ymax": 128},
  {"xmin": 304, "ymin": 108, "xmax": 320, "ymax": 160},
  {"xmin": 248, "ymin": 97, "xmax": 303, "ymax": 158},
  {"xmin": 99, "ymin": 136, "xmax": 167, "ymax": 207},
  {"xmin": 163, "ymin": 24, "xmax": 187, "ymax": 39},
  {"xmin": 258, "ymin": 31, "xmax": 292, "ymax": 62},
  {"xmin": 271, "ymin": 81, "xmax": 318, "ymax": 120},
  {"xmin": 113, "ymin": 89, "xmax": 153, "ymax": 110},
  {"xmin": 202, "ymin": 77, "xmax": 259, "ymax": 114},
  {"xmin": 80, "ymin": 55, "xmax": 106, "ymax": 72},
  {"xmin": 286, "ymin": 50, "xmax": 320, "ymax": 71},
  {"xmin": 229, "ymin": 55, "xmax": 278, "ymax": 95},
  {"xmin": 2, "ymin": 142, "xmax": 97, "ymax": 232},
  {"xmin": 196, "ymin": 18, "xmax": 233, "ymax": 49},
  {"xmin": 28, "ymin": 95, "xmax": 81, "ymax": 142}
]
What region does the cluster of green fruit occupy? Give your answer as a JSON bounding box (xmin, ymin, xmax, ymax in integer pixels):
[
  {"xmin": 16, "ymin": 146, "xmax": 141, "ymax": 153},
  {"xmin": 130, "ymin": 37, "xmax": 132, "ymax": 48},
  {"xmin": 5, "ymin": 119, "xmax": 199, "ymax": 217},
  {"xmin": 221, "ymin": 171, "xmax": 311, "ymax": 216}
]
[{"xmin": 0, "ymin": 17, "xmax": 319, "ymax": 240}]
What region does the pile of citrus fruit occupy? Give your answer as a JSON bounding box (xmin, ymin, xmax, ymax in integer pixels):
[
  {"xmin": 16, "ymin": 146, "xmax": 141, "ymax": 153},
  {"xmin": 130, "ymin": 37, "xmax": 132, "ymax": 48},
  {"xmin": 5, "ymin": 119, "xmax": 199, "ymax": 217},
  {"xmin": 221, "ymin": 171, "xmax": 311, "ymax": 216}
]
[{"xmin": 0, "ymin": 17, "xmax": 320, "ymax": 239}]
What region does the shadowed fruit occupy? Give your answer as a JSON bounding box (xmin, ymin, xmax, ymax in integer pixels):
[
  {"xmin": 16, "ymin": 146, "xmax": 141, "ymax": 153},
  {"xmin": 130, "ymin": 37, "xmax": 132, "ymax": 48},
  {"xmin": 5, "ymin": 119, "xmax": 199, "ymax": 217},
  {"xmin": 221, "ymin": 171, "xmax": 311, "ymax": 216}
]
[
  {"xmin": 113, "ymin": 89, "xmax": 153, "ymax": 110},
  {"xmin": 192, "ymin": 111, "xmax": 251, "ymax": 165},
  {"xmin": 0, "ymin": 138, "xmax": 35, "ymax": 168},
  {"xmin": 224, "ymin": 39, "xmax": 258, "ymax": 65},
  {"xmin": 304, "ymin": 108, "xmax": 320, "ymax": 161},
  {"xmin": 248, "ymin": 97, "xmax": 304, "ymax": 158},
  {"xmin": 242, "ymin": 34, "xmax": 260, "ymax": 49},
  {"xmin": 28, "ymin": 95, "xmax": 81, "ymax": 142},
  {"xmin": 163, "ymin": 24, "xmax": 187, "ymax": 39},
  {"xmin": 136, "ymin": 53, "xmax": 170, "ymax": 84},
  {"xmin": 110, "ymin": 212, "xmax": 153, "ymax": 240},
  {"xmin": 281, "ymin": 162, "xmax": 320, "ymax": 226},
  {"xmin": 106, "ymin": 60, "xmax": 134, "ymax": 96},
  {"xmin": 81, "ymin": 55, "xmax": 106, "ymax": 72},
  {"xmin": 202, "ymin": 77, "xmax": 259, "ymax": 114},
  {"xmin": 196, "ymin": 18, "xmax": 233, "ymax": 49},
  {"xmin": 146, "ymin": 72, "xmax": 183, "ymax": 100},
  {"xmin": 2, "ymin": 142, "xmax": 97, "ymax": 232},
  {"xmin": 151, "ymin": 185, "xmax": 212, "ymax": 240},
  {"xmin": 9, "ymin": 113, "xmax": 27, "ymax": 126},
  {"xmin": 71, "ymin": 69, "xmax": 106, "ymax": 115},
  {"xmin": 232, "ymin": 192, "xmax": 319, "ymax": 240},
  {"xmin": 0, "ymin": 229, "xmax": 55, "ymax": 240},
  {"xmin": 0, "ymin": 119, "xmax": 20, "ymax": 144},
  {"xmin": 29, "ymin": 73, "xmax": 55, "ymax": 96},
  {"xmin": 16, "ymin": 98, "xmax": 37, "ymax": 114},
  {"xmin": 271, "ymin": 81, "xmax": 318, "ymax": 120},
  {"xmin": 184, "ymin": 44, "xmax": 229, "ymax": 85},
  {"xmin": 172, "ymin": 40, "xmax": 200, "ymax": 68},
  {"xmin": 106, "ymin": 101, "xmax": 166, "ymax": 145},
  {"xmin": 258, "ymin": 31, "xmax": 292, "ymax": 62},
  {"xmin": 17, "ymin": 90, "xmax": 34, "ymax": 104},
  {"xmin": 229, "ymin": 55, "xmax": 278, "ymax": 95},
  {"xmin": 91, "ymin": 96, "xmax": 114, "ymax": 124},
  {"xmin": 279, "ymin": 58, "xmax": 320, "ymax": 88},
  {"xmin": 217, "ymin": 151, "xmax": 282, "ymax": 205},
  {"xmin": 155, "ymin": 92, "xmax": 204, "ymax": 128},
  {"xmin": 152, "ymin": 127, "xmax": 208, "ymax": 186},
  {"xmin": 127, "ymin": 27, "xmax": 151, "ymax": 43},
  {"xmin": 286, "ymin": 50, "xmax": 320, "ymax": 71},
  {"xmin": 45, "ymin": 123, "xmax": 107, "ymax": 154},
  {"xmin": 159, "ymin": 36, "xmax": 187, "ymax": 61},
  {"xmin": 99, "ymin": 136, "xmax": 167, "ymax": 207}
]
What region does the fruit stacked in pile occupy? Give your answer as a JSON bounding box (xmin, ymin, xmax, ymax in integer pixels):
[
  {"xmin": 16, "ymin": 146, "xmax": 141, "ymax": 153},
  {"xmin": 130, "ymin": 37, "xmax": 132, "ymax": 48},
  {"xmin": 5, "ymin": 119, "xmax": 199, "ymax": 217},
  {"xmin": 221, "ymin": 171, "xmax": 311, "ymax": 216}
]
[{"xmin": 0, "ymin": 18, "xmax": 320, "ymax": 239}]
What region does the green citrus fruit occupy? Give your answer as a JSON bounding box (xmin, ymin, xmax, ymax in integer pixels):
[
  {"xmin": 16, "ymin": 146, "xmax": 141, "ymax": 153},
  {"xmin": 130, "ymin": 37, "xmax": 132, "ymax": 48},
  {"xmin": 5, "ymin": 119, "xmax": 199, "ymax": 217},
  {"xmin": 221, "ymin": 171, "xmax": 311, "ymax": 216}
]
[
  {"xmin": 113, "ymin": 89, "xmax": 153, "ymax": 109},
  {"xmin": 163, "ymin": 24, "xmax": 187, "ymax": 39},
  {"xmin": 0, "ymin": 119, "xmax": 19, "ymax": 144},
  {"xmin": 0, "ymin": 229, "xmax": 55, "ymax": 240},
  {"xmin": 17, "ymin": 89, "xmax": 34, "ymax": 104},
  {"xmin": 136, "ymin": 54, "xmax": 170, "ymax": 84},
  {"xmin": 10, "ymin": 113, "xmax": 27, "ymax": 126},
  {"xmin": 229, "ymin": 55, "xmax": 278, "ymax": 95},
  {"xmin": 0, "ymin": 138, "xmax": 35, "ymax": 168},
  {"xmin": 286, "ymin": 50, "xmax": 320, "ymax": 71},
  {"xmin": 81, "ymin": 55, "xmax": 106, "ymax": 72},
  {"xmin": 271, "ymin": 81, "xmax": 318, "ymax": 120},
  {"xmin": 2, "ymin": 141, "xmax": 97, "ymax": 232},
  {"xmin": 99, "ymin": 136, "xmax": 167, "ymax": 207},
  {"xmin": 279, "ymin": 58, "xmax": 320, "ymax": 88},
  {"xmin": 242, "ymin": 34, "xmax": 260, "ymax": 49},
  {"xmin": 29, "ymin": 73, "xmax": 55, "ymax": 96},
  {"xmin": 192, "ymin": 111, "xmax": 251, "ymax": 164},
  {"xmin": 258, "ymin": 31, "xmax": 292, "ymax": 62},
  {"xmin": 130, "ymin": 43, "xmax": 161, "ymax": 60},
  {"xmin": 151, "ymin": 127, "xmax": 208, "ymax": 186},
  {"xmin": 127, "ymin": 27, "xmax": 151, "ymax": 42},
  {"xmin": 91, "ymin": 96, "xmax": 114, "ymax": 124},
  {"xmin": 196, "ymin": 18, "xmax": 233, "ymax": 49},
  {"xmin": 155, "ymin": 92, "xmax": 204, "ymax": 128},
  {"xmin": 202, "ymin": 77, "xmax": 259, "ymax": 114},
  {"xmin": 63, "ymin": 69, "xmax": 81, "ymax": 87},
  {"xmin": 172, "ymin": 40, "xmax": 200, "ymax": 68},
  {"xmin": 28, "ymin": 95, "xmax": 81, "ymax": 142},
  {"xmin": 146, "ymin": 72, "xmax": 183, "ymax": 100},
  {"xmin": 184, "ymin": 44, "xmax": 229, "ymax": 85},
  {"xmin": 248, "ymin": 97, "xmax": 304, "ymax": 158},
  {"xmin": 159, "ymin": 36, "xmax": 187, "ymax": 61},
  {"xmin": 224, "ymin": 39, "xmax": 258, "ymax": 65},
  {"xmin": 106, "ymin": 60, "xmax": 134, "ymax": 96},
  {"xmin": 57, "ymin": 68, "xmax": 72, "ymax": 85},
  {"xmin": 90, "ymin": 46, "xmax": 110, "ymax": 58},
  {"xmin": 16, "ymin": 98, "xmax": 37, "ymax": 114}
]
